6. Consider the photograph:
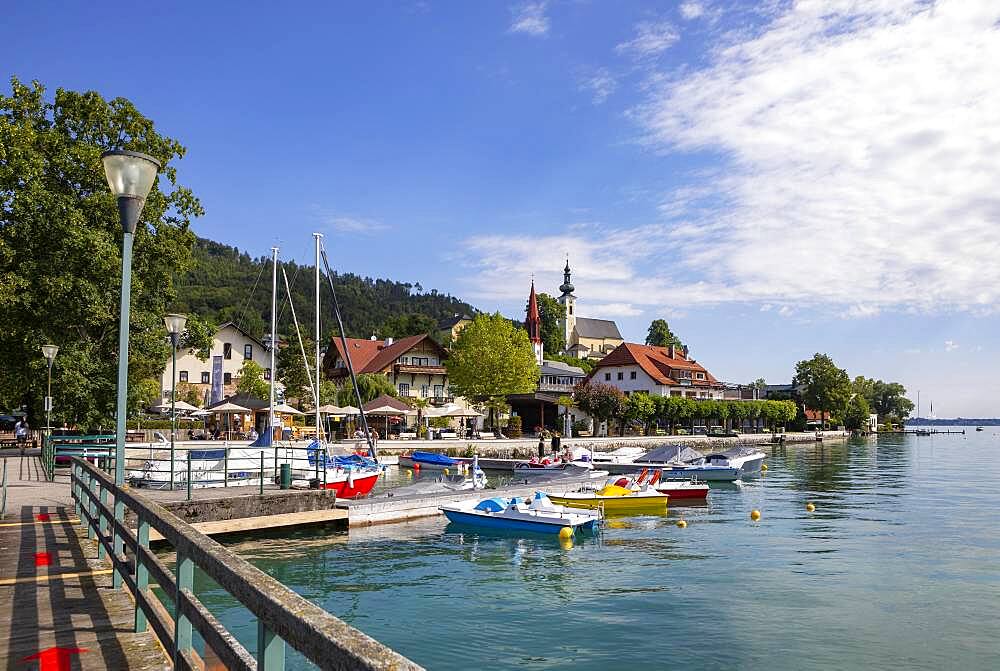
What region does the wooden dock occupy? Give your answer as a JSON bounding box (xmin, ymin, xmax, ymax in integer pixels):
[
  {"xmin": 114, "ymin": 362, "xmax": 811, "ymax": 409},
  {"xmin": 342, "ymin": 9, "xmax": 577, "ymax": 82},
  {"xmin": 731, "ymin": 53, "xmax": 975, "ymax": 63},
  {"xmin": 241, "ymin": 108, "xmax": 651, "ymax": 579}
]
[{"xmin": 0, "ymin": 456, "xmax": 166, "ymax": 669}]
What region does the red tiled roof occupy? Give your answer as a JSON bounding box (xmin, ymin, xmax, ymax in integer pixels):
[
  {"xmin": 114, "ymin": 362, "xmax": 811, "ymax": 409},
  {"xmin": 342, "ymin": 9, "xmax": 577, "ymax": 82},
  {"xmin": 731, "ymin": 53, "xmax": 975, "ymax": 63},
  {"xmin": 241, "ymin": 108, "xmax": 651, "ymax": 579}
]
[
  {"xmin": 804, "ymin": 409, "xmax": 826, "ymax": 421},
  {"xmin": 592, "ymin": 342, "xmax": 722, "ymax": 387},
  {"xmin": 327, "ymin": 334, "xmax": 446, "ymax": 375}
]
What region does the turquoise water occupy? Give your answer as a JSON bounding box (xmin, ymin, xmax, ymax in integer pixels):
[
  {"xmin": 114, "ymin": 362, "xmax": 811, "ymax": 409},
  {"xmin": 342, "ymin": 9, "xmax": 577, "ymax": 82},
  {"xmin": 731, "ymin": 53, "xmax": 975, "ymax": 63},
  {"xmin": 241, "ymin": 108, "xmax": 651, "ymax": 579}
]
[{"xmin": 195, "ymin": 430, "xmax": 1000, "ymax": 669}]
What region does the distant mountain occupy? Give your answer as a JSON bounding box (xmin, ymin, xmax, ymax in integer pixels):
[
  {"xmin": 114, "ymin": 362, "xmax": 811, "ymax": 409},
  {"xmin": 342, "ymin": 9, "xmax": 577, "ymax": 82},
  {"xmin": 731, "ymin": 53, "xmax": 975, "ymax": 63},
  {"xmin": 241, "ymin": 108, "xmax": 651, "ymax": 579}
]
[
  {"xmin": 173, "ymin": 237, "xmax": 477, "ymax": 342},
  {"xmin": 908, "ymin": 418, "xmax": 1000, "ymax": 426}
]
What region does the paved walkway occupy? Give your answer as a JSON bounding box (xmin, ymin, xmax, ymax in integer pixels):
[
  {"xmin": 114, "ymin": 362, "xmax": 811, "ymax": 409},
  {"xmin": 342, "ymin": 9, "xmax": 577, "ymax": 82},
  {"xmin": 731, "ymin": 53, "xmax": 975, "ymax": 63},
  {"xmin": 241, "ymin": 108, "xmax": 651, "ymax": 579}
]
[{"xmin": 0, "ymin": 455, "xmax": 167, "ymax": 670}]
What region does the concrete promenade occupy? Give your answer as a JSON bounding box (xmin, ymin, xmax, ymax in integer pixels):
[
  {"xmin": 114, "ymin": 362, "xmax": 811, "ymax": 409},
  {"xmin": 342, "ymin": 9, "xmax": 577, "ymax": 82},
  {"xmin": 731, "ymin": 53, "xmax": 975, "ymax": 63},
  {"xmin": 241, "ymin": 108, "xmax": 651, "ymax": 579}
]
[{"xmin": 0, "ymin": 453, "xmax": 167, "ymax": 670}]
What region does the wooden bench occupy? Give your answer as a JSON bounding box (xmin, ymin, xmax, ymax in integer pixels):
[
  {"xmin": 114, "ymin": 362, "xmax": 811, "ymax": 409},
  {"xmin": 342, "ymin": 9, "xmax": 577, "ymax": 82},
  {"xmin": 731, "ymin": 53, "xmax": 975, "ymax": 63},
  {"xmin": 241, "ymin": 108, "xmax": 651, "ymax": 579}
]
[
  {"xmin": 398, "ymin": 432, "xmax": 417, "ymax": 440},
  {"xmin": 439, "ymin": 431, "xmax": 459, "ymax": 440}
]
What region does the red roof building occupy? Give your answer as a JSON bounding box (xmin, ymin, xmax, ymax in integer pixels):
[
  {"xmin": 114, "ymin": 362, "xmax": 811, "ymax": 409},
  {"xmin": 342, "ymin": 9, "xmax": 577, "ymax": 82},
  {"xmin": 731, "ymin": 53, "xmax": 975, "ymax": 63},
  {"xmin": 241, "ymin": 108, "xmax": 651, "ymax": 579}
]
[
  {"xmin": 525, "ymin": 280, "xmax": 544, "ymax": 365},
  {"xmin": 321, "ymin": 334, "xmax": 452, "ymax": 404},
  {"xmin": 589, "ymin": 342, "xmax": 725, "ymax": 399}
]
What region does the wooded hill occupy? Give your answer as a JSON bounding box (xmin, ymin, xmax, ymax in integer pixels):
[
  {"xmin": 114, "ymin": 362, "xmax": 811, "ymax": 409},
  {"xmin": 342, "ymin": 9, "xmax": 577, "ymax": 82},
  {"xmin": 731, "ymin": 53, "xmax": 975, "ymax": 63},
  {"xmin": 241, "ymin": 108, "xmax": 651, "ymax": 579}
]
[{"xmin": 173, "ymin": 237, "xmax": 477, "ymax": 343}]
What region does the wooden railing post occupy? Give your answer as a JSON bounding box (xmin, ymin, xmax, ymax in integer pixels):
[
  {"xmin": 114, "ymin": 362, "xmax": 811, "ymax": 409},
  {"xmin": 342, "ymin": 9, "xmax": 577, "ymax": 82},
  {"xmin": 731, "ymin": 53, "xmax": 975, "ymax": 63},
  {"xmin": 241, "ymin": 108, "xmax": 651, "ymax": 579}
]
[
  {"xmin": 134, "ymin": 514, "xmax": 149, "ymax": 633},
  {"xmin": 88, "ymin": 475, "xmax": 99, "ymax": 541},
  {"xmin": 98, "ymin": 485, "xmax": 108, "ymax": 559},
  {"xmin": 174, "ymin": 550, "xmax": 194, "ymax": 665},
  {"xmin": 257, "ymin": 621, "xmax": 286, "ymax": 671}
]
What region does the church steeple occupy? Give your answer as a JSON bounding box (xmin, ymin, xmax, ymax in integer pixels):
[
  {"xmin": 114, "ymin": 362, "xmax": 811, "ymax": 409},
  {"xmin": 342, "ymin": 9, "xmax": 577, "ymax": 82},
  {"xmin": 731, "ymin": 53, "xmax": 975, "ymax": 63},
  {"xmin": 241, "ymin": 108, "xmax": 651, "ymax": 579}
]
[
  {"xmin": 526, "ymin": 279, "xmax": 544, "ymax": 365},
  {"xmin": 557, "ymin": 258, "xmax": 576, "ymax": 353}
]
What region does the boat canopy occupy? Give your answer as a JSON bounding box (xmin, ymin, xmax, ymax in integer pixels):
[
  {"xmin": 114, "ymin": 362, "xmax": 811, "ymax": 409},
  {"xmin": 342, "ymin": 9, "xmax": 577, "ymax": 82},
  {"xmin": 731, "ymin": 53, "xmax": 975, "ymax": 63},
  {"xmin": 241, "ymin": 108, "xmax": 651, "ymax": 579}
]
[
  {"xmin": 596, "ymin": 484, "xmax": 633, "ymax": 497},
  {"xmin": 636, "ymin": 445, "xmax": 704, "ymax": 464},
  {"xmin": 411, "ymin": 451, "xmax": 459, "ymax": 466},
  {"xmin": 474, "ymin": 497, "xmax": 509, "ymax": 513}
]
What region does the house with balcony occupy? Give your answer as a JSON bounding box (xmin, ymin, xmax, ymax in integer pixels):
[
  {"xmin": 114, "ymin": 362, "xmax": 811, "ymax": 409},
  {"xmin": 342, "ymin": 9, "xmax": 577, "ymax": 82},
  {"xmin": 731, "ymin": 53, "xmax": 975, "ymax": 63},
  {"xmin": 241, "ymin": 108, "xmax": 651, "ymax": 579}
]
[
  {"xmin": 589, "ymin": 342, "xmax": 725, "ymax": 400},
  {"xmin": 159, "ymin": 322, "xmax": 277, "ymax": 407},
  {"xmin": 321, "ymin": 333, "xmax": 452, "ymax": 403}
]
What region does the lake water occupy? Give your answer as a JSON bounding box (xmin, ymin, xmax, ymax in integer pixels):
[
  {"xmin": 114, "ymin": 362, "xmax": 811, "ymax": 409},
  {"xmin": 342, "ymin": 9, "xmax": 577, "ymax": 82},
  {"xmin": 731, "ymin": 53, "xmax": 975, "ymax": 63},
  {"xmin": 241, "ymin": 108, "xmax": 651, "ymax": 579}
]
[{"xmin": 195, "ymin": 429, "xmax": 1000, "ymax": 669}]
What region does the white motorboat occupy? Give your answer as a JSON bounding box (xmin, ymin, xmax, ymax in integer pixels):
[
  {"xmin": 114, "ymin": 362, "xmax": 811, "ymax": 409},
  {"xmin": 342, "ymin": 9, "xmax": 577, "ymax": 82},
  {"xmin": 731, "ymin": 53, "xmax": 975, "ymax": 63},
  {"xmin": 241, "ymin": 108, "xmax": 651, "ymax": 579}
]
[{"xmin": 440, "ymin": 492, "xmax": 601, "ymax": 534}]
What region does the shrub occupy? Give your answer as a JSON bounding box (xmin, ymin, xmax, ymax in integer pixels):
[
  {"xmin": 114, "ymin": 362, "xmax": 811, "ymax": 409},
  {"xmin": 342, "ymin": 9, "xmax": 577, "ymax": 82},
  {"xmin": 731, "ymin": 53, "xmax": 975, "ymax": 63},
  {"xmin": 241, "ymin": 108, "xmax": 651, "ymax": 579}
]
[{"xmin": 506, "ymin": 415, "xmax": 523, "ymax": 438}]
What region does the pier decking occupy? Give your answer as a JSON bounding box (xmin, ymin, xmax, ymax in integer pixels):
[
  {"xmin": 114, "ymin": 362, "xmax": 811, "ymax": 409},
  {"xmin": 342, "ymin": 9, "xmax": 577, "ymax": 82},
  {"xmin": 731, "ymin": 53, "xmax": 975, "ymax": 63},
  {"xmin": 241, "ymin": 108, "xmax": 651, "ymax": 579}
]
[{"xmin": 0, "ymin": 455, "xmax": 166, "ymax": 669}]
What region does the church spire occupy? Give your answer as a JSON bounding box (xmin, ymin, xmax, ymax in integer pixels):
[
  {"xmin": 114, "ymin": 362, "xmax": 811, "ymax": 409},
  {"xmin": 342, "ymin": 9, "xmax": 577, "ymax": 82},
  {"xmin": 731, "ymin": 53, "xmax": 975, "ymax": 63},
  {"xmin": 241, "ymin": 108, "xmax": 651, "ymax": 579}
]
[
  {"xmin": 526, "ymin": 279, "xmax": 544, "ymax": 365},
  {"xmin": 559, "ymin": 257, "xmax": 574, "ymax": 296}
]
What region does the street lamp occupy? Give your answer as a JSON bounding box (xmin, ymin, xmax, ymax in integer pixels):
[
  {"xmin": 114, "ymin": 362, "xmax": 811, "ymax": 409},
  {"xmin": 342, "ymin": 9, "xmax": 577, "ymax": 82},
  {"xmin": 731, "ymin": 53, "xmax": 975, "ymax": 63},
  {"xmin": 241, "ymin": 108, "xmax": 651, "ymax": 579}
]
[
  {"xmin": 164, "ymin": 313, "xmax": 187, "ymax": 490},
  {"xmin": 102, "ymin": 149, "xmax": 161, "ymax": 589},
  {"xmin": 41, "ymin": 344, "xmax": 58, "ymax": 445}
]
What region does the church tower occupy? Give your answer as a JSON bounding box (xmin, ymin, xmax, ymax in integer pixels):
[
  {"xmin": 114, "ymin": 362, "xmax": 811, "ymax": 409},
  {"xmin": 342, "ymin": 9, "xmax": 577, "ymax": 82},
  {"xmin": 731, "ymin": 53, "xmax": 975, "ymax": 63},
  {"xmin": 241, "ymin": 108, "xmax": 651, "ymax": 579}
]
[
  {"xmin": 558, "ymin": 258, "xmax": 576, "ymax": 351},
  {"xmin": 526, "ymin": 279, "xmax": 544, "ymax": 365}
]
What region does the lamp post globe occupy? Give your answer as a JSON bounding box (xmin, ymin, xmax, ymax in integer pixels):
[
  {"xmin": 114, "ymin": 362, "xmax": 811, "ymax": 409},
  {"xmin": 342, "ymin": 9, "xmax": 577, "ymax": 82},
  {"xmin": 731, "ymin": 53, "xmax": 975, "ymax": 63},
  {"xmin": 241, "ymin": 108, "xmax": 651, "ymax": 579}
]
[
  {"xmin": 164, "ymin": 313, "xmax": 187, "ymax": 490},
  {"xmin": 102, "ymin": 148, "xmax": 161, "ymax": 590},
  {"xmin": 40, "ymin": 344, "xmax": 59, "ymax": 451}
]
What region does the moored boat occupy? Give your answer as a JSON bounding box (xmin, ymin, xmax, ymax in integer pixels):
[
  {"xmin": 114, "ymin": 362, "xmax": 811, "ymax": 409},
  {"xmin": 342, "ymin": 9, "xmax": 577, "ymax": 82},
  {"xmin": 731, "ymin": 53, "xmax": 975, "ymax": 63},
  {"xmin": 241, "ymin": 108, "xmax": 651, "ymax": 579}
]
[
  {"xmin": 440, "ymin": 492, "xmax": 601, "ymax": 534},
  {"xmin": 400, "ymin": 451, "xmax": 463, "ymax": 471},
  {"xmin": 606, "ymin": 469, "xmax": 709, "ymax": 500},
  {"xmin": 546, "ymin": 484, "xmax": 668, "ymax": 514}
]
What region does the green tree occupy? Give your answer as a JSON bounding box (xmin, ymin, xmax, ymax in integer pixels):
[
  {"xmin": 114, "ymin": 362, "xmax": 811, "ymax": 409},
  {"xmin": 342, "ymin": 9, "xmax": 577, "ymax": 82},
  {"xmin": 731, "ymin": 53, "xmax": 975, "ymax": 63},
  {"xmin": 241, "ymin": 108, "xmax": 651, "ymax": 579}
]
[
  {"xmin": 445, "ymin": 313, "xmax": 539, "ymax": 425},
  {"xmin": 277, "ymin": 339, "xmax": 312, "ymax": 408},
  {"xmin": 857, "ymin": 378, "xmax": 913, "ymax": 421},
  {"xmin": 235, "ymin": 360, "xmax": 269, "ymax": 399},
  {"xmin": 535, "ymin": 292, "xmax": 565, "ymax": 354},
  {"xmin": 624, "ymin": 392, "xmax": 656, "ymax": 435},
  {"xmin": 178, "ymin": 313, "xmax": 215, "ymax": 361},
  {"xmin": 573, "ymin": 381, "xmax": 626, "ymax": 434},
  {"xmin": 335, "ymin": 372, "xmax": 397, "ymax": 406},
  {"xmin": 128, "ymin": 378, "xmax": 161, "ymax": 417},
  {"xmin": 794, "ymin": 353, "xmax": 851, "ymax": 429},
  {"xmin": 749, "ymin": 377, "xmax": 766, "ymax": 390},
  {"xmin": 843, "ymin": 394, "xmax": 871, "ymax": 431},
  {"xmin": 378, "ymin": 313, "xmax": 438, "ymax": 339},
  {"xmin": 0, "ymin": 78, "xmax": 202, "ymax": 428},
  {"xmin": 175, "ymin": 381, "xmax": 203, "ymax": 408},
  {"xmin": 645, "ymin": 319, "xmax": 684, "ymax": 349}
]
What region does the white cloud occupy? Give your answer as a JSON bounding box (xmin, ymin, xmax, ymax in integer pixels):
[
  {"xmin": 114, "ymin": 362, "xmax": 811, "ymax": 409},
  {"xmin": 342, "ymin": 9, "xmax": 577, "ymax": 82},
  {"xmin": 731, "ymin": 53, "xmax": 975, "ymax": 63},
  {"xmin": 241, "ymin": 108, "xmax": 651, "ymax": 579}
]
[
  {"xmin": 579, "ymin": 68, "xmax": 617, "ymax": 104},
  {"xmin": 509, "ymin": 2, "xmax": 549, "ymax": 37},
  {"xmin": 629, "ymin": 0, "xmax": 1000, "ymax": 314},
  {"xmin": 615, "ymin": 19, "xmax": 679, "ymax": 59},
  {"xmin": 585, "ymin": 303, "xmax": 644, "ymax": 317},
  {"xmin": 320, "ymin": 215, "xmax": 389, "ymax": 235},
  {"xmin": 944, "ymin": 340, "xmax": 959, "ymax": 352},
  {"xmin": 844, "ymin": 304, "xmax": 880, "ymax": 319},
  {"xmin": 679, "ymin": 2, "xmax": 705, "ymax": 20}
]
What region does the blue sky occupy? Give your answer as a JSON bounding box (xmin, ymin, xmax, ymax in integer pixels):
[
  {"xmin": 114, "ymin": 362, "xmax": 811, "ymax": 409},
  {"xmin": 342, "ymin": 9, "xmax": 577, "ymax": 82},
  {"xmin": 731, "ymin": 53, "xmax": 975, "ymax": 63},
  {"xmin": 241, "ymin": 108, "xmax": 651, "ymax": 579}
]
[{"xmin": 5, "ymin": 1, "xmax": 999, "ymax": 416}]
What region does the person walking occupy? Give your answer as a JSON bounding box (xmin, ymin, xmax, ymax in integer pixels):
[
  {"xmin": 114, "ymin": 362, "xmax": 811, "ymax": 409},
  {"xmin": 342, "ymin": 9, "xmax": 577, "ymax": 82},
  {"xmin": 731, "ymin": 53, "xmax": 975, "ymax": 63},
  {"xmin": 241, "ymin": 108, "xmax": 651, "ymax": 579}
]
[{"xmin": 15, "ymin": 418, "xmax": 29, "ymax": 455}]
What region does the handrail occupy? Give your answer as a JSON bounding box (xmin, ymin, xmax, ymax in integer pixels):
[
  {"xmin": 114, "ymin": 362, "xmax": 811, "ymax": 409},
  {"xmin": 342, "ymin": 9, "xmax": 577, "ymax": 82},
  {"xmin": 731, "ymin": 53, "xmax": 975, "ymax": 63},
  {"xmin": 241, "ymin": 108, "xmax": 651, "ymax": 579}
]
[
  {"xmin": 1, "ymin": 458, "xmax": 7, "ymax": 518},
  {"xmin": 71, "ymin": 456, "xmax": 420, "ymax": 670}
]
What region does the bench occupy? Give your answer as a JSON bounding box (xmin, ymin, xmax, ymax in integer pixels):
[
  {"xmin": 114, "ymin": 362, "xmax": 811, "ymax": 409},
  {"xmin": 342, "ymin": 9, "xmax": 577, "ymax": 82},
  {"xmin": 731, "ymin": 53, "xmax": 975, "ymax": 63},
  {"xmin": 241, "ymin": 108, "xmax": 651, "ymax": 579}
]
[
  {"xmin": 439, "ymin": 431, "xmax": 459, "ymax": 440},
  {"xmin": 398, "ymin": 432, "xmax": 417, "ymax": 440}
]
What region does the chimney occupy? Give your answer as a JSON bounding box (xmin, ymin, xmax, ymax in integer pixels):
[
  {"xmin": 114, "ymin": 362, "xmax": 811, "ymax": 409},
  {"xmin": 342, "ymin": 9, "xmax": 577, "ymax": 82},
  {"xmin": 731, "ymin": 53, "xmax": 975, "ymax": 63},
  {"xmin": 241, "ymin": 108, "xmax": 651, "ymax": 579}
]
[
  {"xmin": 384, "ymin": 337, "xmax": 394, "ymax": 347},
  {"xmin": 668, "ymin": 345, "xmax": 675, "ymax": 358},
  {"xmin": 682, "ymin": 346, "xmax": 689, "ymax": 360}
]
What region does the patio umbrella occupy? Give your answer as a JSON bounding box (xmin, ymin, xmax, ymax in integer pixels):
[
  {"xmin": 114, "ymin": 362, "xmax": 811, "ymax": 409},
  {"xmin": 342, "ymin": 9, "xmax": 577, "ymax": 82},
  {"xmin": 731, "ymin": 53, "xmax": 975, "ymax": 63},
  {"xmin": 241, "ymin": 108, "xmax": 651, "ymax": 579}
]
[
  {"xmin": 273, "ymin": 403, "xmax": 304, "ymax": 415},
  {"xmin": 317, "ymin": 404, "xmax": 344, "ymax": 414},
  {"xmin": 210, "ymin": 402, "xmax": 251, "ymax": 440},
  {"xmin": 364, "ymin": 404, "xmax": 416, "ymax": 437}
]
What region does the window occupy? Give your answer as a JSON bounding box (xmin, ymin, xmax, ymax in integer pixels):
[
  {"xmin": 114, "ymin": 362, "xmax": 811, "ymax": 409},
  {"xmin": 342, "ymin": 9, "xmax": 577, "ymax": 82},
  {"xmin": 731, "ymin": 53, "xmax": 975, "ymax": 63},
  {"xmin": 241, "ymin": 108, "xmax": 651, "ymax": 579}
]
[
  {"xmin": 604, "ymin": 372, "xmax": 611, "ymax": 381},
  {"xmin": 617, "ymin": 372, "xmax": 623, "ymax": 381},
  {"xmin": 179, "ymin": 371, "xmax": 188, "ymax": 382},
  {"xmin": 201, "ymin": 372, "xmax": 209, "ymax": 384},
  {"xmin": 412, "ymin": 357, "xmax": 429, "ymax": 366},
  {"xmin": 434, "ymin": 385, "xmax": 444, "ymax": 398},
  {"xmin": 420, "ymin": 385, "xmax": 429, "ymax": 398},
  {"xmin": 399, "ymin": 356, "xmax": 408, "ymax": 364},
  {"xmin": 223, "ymin": 343, "xmax": 232, "ymax": 360},
  {"xmin": 630, "ymin": 371, "xmax": 637, "ymax": 380},
  {"xmin": 569, "ymin": 305, "xmax": 573, "ymax": 315},
  {"xmin": 696, "ymin": 372, "xmax": 705, "ymax": 380},
  {"xmin": 223, "ymin": 372, "xmax": 232, "ymax": 385},
  {"xmin": 398, "ymin": 383, "xmax": 410, "ymax": 397},
  {"xmin": 264, "ymin": 368, "xmax": 271, "ymax": 380},
  {"xmin": 244, "ymin": 344, "xmax": 252, "ymax": 360}
]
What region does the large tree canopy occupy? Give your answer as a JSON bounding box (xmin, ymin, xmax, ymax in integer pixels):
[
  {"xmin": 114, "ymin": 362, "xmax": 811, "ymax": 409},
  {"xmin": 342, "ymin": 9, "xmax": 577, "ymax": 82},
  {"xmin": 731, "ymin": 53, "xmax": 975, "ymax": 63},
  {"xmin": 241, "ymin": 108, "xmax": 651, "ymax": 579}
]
[
  {"xmin": 534, "ymin": 292, "xmax": 565, "ymax": 354},
  {"xmin": 0, "ymin": 78, "xmax": 203, "ymax": 427},
  {"xmin": 794, "ymin": 353, "xmax": 851, "ymax": 425},
  {"xmin": 645, "ymin": 319, "xmax": 684, "ymax": 349},
  {"xmin": 445, "ymin": 313, "xmax": 539, "ymax": 412}
]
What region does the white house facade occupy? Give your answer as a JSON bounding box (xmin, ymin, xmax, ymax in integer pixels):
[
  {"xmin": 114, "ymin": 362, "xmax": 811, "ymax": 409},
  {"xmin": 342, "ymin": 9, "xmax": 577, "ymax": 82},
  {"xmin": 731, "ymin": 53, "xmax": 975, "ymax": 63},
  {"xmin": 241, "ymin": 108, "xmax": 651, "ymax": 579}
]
[
  {"xmin": 590, "ymin": 343, "xmax": 725, "ymax": 399},
  {"xmin": 159, "ymin": 322, "xmax": 275, "ymax": 406}
]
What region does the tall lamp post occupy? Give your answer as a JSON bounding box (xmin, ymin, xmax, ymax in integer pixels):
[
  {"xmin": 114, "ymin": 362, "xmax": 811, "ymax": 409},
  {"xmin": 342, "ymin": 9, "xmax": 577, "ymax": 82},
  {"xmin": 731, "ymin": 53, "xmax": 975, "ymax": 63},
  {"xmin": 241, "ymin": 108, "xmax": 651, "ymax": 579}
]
[
  {"xmin": 41, "ymin": 344, "xmax": 59, "ymax": 447},
  {"xmin": 101, "ymin": 149, "xmax": 161, "ymax": 590},
  {"xmin": 164, "ymin": 313, "xmax": 187, "ymax": 490}
]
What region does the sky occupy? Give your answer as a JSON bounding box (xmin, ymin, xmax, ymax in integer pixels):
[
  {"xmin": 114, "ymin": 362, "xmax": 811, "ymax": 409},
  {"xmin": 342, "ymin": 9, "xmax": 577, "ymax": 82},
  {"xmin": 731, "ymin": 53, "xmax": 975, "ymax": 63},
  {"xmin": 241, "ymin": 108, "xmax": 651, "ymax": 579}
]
[{"xmin": 4, "ymin": 0, "xmax": 999, "ymax": 416}]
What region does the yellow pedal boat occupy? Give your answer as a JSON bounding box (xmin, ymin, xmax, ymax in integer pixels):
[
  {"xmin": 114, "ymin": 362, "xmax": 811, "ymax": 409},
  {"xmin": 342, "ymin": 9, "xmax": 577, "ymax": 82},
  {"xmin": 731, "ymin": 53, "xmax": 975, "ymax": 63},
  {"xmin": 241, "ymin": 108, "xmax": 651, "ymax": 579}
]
[{"xmin": 546, "ymin": 484, "xmax": 668, "ymax": 514}]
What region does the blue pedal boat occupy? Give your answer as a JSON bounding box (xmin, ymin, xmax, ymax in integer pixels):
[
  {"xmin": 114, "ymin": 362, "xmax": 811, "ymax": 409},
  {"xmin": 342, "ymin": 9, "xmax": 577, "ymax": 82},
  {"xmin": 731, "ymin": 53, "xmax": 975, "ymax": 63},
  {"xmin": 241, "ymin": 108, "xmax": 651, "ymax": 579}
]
[{"xmin": 440, "ymin": 492, "xmax": 601, "ymax": 534}]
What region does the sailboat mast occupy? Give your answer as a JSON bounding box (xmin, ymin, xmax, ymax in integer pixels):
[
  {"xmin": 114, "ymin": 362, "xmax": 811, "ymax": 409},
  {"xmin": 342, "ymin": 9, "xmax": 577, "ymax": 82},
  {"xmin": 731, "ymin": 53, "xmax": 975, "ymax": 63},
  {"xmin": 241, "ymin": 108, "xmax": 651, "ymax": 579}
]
[
  {"xmin": 314, "ymin": 233, "xmax": 323, "ymax": 446},
  {"xmin": 269, "ymin": 246, "xmax": 278, "ymax": 439}
]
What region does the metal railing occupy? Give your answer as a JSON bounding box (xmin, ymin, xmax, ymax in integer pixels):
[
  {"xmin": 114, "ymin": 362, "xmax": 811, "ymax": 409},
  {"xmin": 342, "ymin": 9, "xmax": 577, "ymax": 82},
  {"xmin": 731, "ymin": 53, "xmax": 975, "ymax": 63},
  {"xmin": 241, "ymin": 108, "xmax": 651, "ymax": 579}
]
[
  {"xmin": 43, "ymin": 434, "xmax": 116, "ymax": 480},
  {"xmin": 70, "ymin": 457, "xmax": 420, "ymax": 670},
  {"xmin": 1, "ymin": 458, "xmax": 7, "ymax": 518}
]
